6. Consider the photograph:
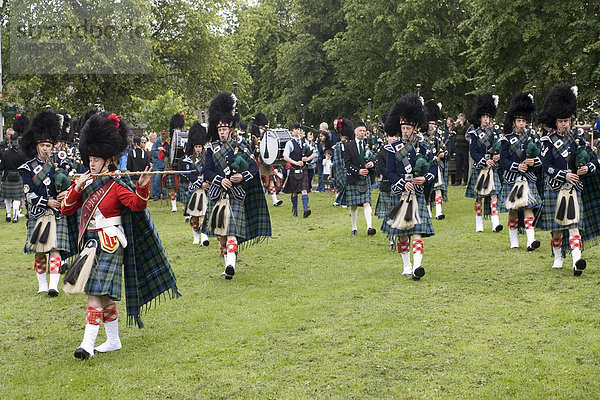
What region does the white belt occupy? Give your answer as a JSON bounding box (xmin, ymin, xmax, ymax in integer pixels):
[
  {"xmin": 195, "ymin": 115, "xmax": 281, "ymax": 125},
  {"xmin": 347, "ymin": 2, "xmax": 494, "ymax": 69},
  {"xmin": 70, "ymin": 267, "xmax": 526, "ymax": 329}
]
[{"xmin": 89, "ymin": 216, "xmax": 128, "ymax": 248}]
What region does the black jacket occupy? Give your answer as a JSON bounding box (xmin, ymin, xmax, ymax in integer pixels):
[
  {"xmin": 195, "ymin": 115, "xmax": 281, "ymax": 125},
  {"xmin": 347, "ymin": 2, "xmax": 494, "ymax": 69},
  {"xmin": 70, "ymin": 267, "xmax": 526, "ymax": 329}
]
[{"xmin": 343, "ymin": 139, "xmax": 371, "ymax": 185}]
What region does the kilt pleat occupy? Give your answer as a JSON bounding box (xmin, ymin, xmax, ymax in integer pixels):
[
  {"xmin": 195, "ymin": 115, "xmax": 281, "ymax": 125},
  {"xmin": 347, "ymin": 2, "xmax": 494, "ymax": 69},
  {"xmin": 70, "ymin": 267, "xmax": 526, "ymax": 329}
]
[
  {"xmin": 374, "ymin": 190, "xmax": 399, "ymax": 219},
  {"xmin": 203, "ymin": 196, "xmax": 247, "ymax": 239},
  {"xmin": 84, "ymin": 230, "xmax": 124, "ymax": 300},
  {"xmin": 343, "ymin": 178, "xmax": 372, "ymax": 206},
  {"xmin": 0, "ymin": 179, "xmax": 24, "ymax": 200},
  {"xmin": 537, "ymin": 185, "xmax": 583, "ymax": 231}
]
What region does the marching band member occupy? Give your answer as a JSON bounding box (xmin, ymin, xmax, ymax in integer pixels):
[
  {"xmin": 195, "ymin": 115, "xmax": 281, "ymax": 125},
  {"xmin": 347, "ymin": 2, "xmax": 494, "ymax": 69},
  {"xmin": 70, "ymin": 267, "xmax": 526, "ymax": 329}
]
[
  {"xmin": 384, "ymin": 94, "xmax": 437, "ymax": 280},
  {"xmin": 537, "ymin": 83, "xmax": 598, "ymax": 275},
  {"xmin": 203, "ymin": 92, "xmax": 271, "ymax": 279},
  {"xmin": 423, "ymin": 100, "xmax": 448, "ymax": 220},
  {"xmin": 282, "ymin": 122, "xmax": 316, "ymax": 218},
  {"xmin": 61, "ymin": 112, "xmax": 179, "ymax": 359},
  {"xmin": 182, "ymin": 121, "xmax": 210, "ymax": 245},
  {"xmin": 498, "ymin": 93, "xmax": 542, "ymax": 250},
  {"xmin": 165, "ymin": 113, "xmax": 185, "ymax": 212},
  {"xmin": 465, "ymin": 93, "xmax": 503, "ymax": 233},
  {"xmin": 19, "ymin": 111, "xmax": 73, "ymax": 296},
  {"xmin": 332, "ymin": 119, "xmax": 352, "ymax": 207},
  {"xmin": 343, "ymin": 121, "xmax": 376, "ymax": 236},
  {"xmin": 1, "ymin": 133, "xmax": 26, "ymax": 223}
]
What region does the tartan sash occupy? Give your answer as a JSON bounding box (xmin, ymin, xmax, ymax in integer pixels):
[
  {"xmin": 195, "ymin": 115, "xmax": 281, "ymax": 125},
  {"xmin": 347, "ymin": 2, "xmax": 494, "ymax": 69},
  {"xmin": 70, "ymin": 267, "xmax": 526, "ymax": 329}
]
[
  {"xmin": 31, "ymin": 158, "xmax": 54, "ymax": 187},
  {"xmin": 549, "ymin": 132, "xmax": 574, "ymax": 166},
  {"xmin": 508, "ymin": 134, "xmax": 528, "ymax": 160},
  {"xmin": 475, "ymin": 127, "xmax": 494, "ymax": 150}
]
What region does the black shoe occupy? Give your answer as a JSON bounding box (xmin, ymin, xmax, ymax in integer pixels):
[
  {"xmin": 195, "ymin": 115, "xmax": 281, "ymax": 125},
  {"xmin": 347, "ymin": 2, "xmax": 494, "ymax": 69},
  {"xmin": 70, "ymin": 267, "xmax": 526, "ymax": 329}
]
[
  {"xmin": 436, "ymin": 214, "xmax": 445, "ymax": 220},
  {"xmin": 274, "ymin": 200, "xmax": 283, "ymax": 207},
  {"xmin": 48, "ymin": 289, "xmax": 58, "ymax": 297},
  {"xmin": 225, "ymin": 265, "xmax": 235, "ymax": 278},
  {"xmin": 202, "ymin": 240, "xmax": 210, "ymax": 246},
  {"xmin": 74, "ymin": 347, "xmax": 91, "ymax": 360},
  {"xmin": 574, "ymin": 258, "xmax": 586, "ymax": 276},
  {"xmin": 5, "ymin": 216, "xmax": 10, "ymax": 222},
  {"xmin": 388, "ymin": 243, "xmax": 396, "ymax": 252},
  {"xmin": 412, "ymin": 266, "xmax": 425, "ymax": 281},
  {"xmin": 303, "ymin": 209, "xmax": 311, "ymax": 218},
  {"xmin": 351, "ymin": 230, "xmax": 357, "ymax": 237},
  {"xmin": 492, "ymin": 224, "xmax": 503, "ymax": 232},
  {"xmin": 12, "ymin": 215, "xmax": 18, "ymax": 223},
  {"xmin": 527, "ymin": 240, "xmax": 541, "ymax": 252},
  {"xmin": 367, "ymin": 228, "xmax": 376, "ymax": 235},
  {"xmin": 292, "ymin": 210, "xmax": 298, "ymax": 217}
]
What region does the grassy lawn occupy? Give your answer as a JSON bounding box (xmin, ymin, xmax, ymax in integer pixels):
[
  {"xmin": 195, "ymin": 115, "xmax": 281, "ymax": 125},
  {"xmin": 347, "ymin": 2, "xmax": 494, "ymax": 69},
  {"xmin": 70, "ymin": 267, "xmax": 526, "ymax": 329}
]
[{"xmin": 1, "ymin": 186, "xmax": 600, "ymax": 399}]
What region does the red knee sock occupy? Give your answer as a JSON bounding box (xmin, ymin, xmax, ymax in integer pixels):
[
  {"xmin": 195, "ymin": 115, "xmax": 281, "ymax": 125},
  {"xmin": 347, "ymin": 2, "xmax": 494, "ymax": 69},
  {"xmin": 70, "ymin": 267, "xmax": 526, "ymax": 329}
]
[
  {"xmin": 524, "ymin": 216, "xmax": 534, "ymax": 230},
  {"xmin": 86, "ymin": 306, "xmax": 104, "ymax": 326},
  {"xmin": 49, "ymin": 254, "xmax": 61, "ymax": 274},
  {"xmin": 103, "ymin": 301, "xmax": 118, "ymax": 323},
  {"xmin": 169, "ymin": 192, "xmax": 176, "ymax": 201},
  {"xmin": 569, "ymin": 234, "xmax": 582, "ymax": 251},
  {"xmin": 474, "ymin": 202, "xmax": 482, "ymax": 217},
  {"xmin": 413, "ymin": 239, "xmax": 424, "ymax": 254},
  {"xmin": 507, "ymin": 218, "xmax": 519, "ymax": 230},
  {"xmin": 435, "ymin": 196, "xmax": 443, "ymax": 205},
  {"xmin": 190, "ymin": 218, "xmax": 199, "ymax": 230},
  {"xmin": 551, "ymin": 235, "xmax": 563, "ymax": 249},
  {"xmin": 490, "ymin": 200, "xmax": 498, "ymax": 216},
  {"xmin": 397, "ymin": 237, "xmax": 410, "ymax": 254},
  {"xmin": 34, "ymin": 255, "xmax": 47, "ymax": 274},
  {"xmin": 226, "ymin": 239, "xmax": 238, "ymax": 255}
]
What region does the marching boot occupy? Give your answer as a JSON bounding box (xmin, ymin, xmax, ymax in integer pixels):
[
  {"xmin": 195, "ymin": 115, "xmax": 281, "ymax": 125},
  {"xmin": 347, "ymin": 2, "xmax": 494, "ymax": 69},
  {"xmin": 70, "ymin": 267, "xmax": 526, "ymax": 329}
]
[
  {"xmin": 94, "ymin": 319, "xmax": 122, "ymax": 353},
  {"xmin": 222, "ymin": 239, "xmax": 237, "ymax": 280},
  {"xmin": 508, "ymin": 229, "xmax": 519, "ymax": 249},
  {"xmin": 48, "ymin": 273, "xmax": 60, "ymax": 297},
  {"xmin": 74, "ymin": 324, "xmax": 99, "ymax": 360},
  {"xmin": 12, "ymin": 200, "xmax": 20, "ymax": 223},
  {"xmin": 411, "ymin": 239, "xmax": 425, "ymax": 280},
  {"xmin": 192, "ymin": 229, "xmax": 200, "ymax": 245},
  {"xmin": 435, "ymin": 204, "xmax": 445, "ymax": 220},
  {"xmin": 570, "ymin": 235, "xmax": 585, "ymax": 276},
  {"xmin": 37, "ymin": 272, "xmax": 48, "ymax": 294},
  {"xmin": 201, "ymin": 232, "xmax": 210, "ymax": 247},
  {"xmin": 5, "ymin": 199, "xmax": 11, "ymax": 222},
  {"xmin": 526, "ymin": 230, "xmax": 540, "ymax": 252},
  {"xmin": 398, "ymin": 238, "xmax": 412, "ymax": 275},
  {"xmin": 491, "ymin": 215, "xmax": 503, "ymax": 232},
  {"xmin": 475, "ymin": 215, "xmax": 484, "ymax": 233}
]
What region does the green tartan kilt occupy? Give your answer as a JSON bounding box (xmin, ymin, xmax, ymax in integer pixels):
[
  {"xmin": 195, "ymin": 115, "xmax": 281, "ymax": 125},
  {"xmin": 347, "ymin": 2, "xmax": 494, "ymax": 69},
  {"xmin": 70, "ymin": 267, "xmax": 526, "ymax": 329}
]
[
  {"xmin": 432, "ymin": 162, "xmax": 448, "ymax": 198},
  {"xmin": 384, "ymin": 192, "xmax": 435, "ymax": 238},
  {"xmin": 465, "ymin": 167, "xmax": 501, "ymax": 198},
  {"xmin": 497, "ymin": 179, "xmax": 542, "ymax": 213},
  {"xmin": 163, "ymin": 173, "xmax": 176, "ymax": 190},
  {"xmin": 177, "ymin": 184, "xmax": 189, "ymax": 205},
  {"xmin": 538, "ymin": 185, "xmax": 583, "ymax": 231},
  {"xmin": 83, "ymin": 230, "xmax": 124, "ymax": 300},
  {"xmin": 374, "ymin": 190, "xmax": 399, "ymax": 219},
  {"xmin": 203, "ymin": 196, "xmax": 247, "ymax": 239},
  {"xmin": 24, "ymin": 212, "xmax": 70, "ymax": 255},
  {"xmin": 342, "ymin": 178, "xmax": 372, "ymax": 206},
  {"xmin": 335, "ymin": 185, "xmax": 347, "ymax": 204},
  {"xmin": 0, "ymin": 179, "xmax": 24, "ymax": 200}
]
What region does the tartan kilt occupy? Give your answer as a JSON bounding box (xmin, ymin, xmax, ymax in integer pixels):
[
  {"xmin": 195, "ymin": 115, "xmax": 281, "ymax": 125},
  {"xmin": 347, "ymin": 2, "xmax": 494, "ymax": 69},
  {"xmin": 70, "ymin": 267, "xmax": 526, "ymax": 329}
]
[
  {"xmin": 0, "ymin": 179, "xmax": 24, "ymax": 200},
  {"xmin": 176, "ymin": 184, "xmax": 189, "ymax": 205},
  {"xmin": 383, "ymin": 193, "xmax": 435, "ymax": 238},
  {"xmin": 537, "ymin": 186, "xmax": 583, "ymax": 231},
  {"xmin": 163, "ymin": 173, "xmax": 176, "ymax": 190},
  {"xmin": 497, "ymin": 179, "xmax": 542, "ymax": 213},
  {"xmin": 283, "ymin": 168, "xmax": 310, "ymax": 194},
  {"xmin": 24, "ymin": 211, "xmax": 71, "ymax": 255},
  {"xmin": 335, "ymin": 185, "xmax": 347, "ymax": 204},
  {"xmin": 432, "ymin": 162, "xmax": 448, "ymax": 201},
  {"xmin": 342, "ymin": 177, "xmax": 372, "ymax": 206},
  {"xmin": 374, "ymin": 190, "xmax": 399, "ymax": 219},
  {"xmin": 203, "ymin": 196, "xmax": 247, "ymax": 239},
  {"xmin": 465, "ymin": 167, "xmax": 501, "ymax": 198},
  {"xmin": 83, "ymin": 230, "xmax": 124, "ymax": 300}
]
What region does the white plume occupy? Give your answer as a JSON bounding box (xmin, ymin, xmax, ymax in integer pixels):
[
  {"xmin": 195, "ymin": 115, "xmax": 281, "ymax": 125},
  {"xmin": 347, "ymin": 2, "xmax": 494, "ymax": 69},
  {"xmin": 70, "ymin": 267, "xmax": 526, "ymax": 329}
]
[
  {"xmin": 528, "ymin": 93, "xmax": 534, "ymax": 102},
  {"xmin": 437, "ymin": 102, "xmax": 442, "ymax": 111},
  {"xmin": 571, "ymin": 86, "xmax": 578, "ymax": 98},
  {"xmin": 492, "ymin": 95, "xmax": 499, "ymax": 107}
]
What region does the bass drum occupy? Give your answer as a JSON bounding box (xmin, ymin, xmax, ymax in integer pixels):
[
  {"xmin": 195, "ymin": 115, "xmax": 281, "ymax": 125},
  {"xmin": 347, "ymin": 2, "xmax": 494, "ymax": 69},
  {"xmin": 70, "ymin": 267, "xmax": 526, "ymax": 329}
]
[
  {"xmin": 259, "ymin": 129, "xmax": 292, "ymax": 165},
  {"xmin": 170, "ymin": 129, "xmax": 189, "ymax": 165}
]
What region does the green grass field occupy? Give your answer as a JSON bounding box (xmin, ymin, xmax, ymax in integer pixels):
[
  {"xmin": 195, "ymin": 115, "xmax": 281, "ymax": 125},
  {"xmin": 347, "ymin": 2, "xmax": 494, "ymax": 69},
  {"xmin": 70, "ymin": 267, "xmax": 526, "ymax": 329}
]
[{"xmin": 2, "ymin": 186, "xmax": 600, "ymax": 399}]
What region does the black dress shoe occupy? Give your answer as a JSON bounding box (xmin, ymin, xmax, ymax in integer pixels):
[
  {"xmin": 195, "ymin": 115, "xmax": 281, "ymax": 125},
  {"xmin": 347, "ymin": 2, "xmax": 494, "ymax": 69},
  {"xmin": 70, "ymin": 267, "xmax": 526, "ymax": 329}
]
[
  {"xmin": 351, "ymin": 230, "xmax": 357, "ymax": 237},
  {"xmin": 74, "ymin": 347, "xmax": 91, "ymax": 360},
  {"xmin": 303, "ymin": 209, "xmax": 311, "ymax": 218},
  {"xmin": 388, "ymin": 243, "xmax": 396, "ymax": 252},
  {"xmin": 5, "ymin": 216, "xmax": 10, "ymax": 222},
  {"xmin": 48, "ymin": 289, "xmax": 58, "ymax": 297},
  {"xmin": 274, "ymin": 200, "xmax": 283, "ymax": 206},
  {"xmin": 574, "ymin": 258, "xmax": 586, "ymax": 276},
  {"xmin": 367, "ymin": 228, "xmax": 376, "ymax": 235},
  {"xmin": 202, "ymin": 240, "xmax": 210, "ymax": 246},
  {"xmin": 225, "ymin": 265, "xmax": 235, "ymax": 277},
  {"xmin": 12, "ymin": 215, "xmax": 18, "ymax": 223},
  {"xmin": 292, "ymin": 210, "xmax": 298, "ymax": 217},
  {"xmin": 492, "ymin": 224, "xmax": 503, "ymax": 232},
  {"xmin": 412, "ymin": 266, "xmax": 425, "ymax": 281},
  {"xmin": 527, "ymin": 240, "xmax": 541, "ymax": 252},
  {"xmin": 436, "ymin": 214, "xmax": 445, "ymax": 220}
]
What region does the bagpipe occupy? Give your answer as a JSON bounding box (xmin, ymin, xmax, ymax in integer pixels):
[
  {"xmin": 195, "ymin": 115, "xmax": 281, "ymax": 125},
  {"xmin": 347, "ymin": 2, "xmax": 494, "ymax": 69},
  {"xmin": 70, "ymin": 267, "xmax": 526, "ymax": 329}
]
[{"xmin": 387, "ymin": 154, "xmax": 432, "ymax": 230}]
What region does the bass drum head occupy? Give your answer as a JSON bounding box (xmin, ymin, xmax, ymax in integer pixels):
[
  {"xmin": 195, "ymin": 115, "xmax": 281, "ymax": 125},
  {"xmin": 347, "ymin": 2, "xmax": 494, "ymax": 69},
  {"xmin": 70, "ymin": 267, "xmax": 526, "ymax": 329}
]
[{"xmin": 259, "ymin": 130, "xmax": 280, "ymax": 165}]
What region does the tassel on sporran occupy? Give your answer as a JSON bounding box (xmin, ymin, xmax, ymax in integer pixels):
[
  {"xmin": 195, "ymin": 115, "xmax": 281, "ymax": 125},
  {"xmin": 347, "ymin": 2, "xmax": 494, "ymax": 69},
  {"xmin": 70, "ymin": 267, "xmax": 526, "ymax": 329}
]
[
  {"xmin": 555, "ymin": 187, "xmax": 579, "ymax": 226},
  {"xmin": 209, "ymin": 197, "xmax": 231, "ymax": 236},
  {"xmin": 387, "ymin": 192, "xmax": 421, "ymax": 231},
  {"xmin": 63, "ymin": 239, "xmax": 98, "ymax": 296},
  {"xmin": 27, "ymin": 212, "xmax": 57, "ymax": 253},
  {"xmin": 186, "ymin": 188, "xmax": 208, "ymax": 217},
  {"xmin": 475, "ymin": 168, "xmax": 494, "ymax": 197}
]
